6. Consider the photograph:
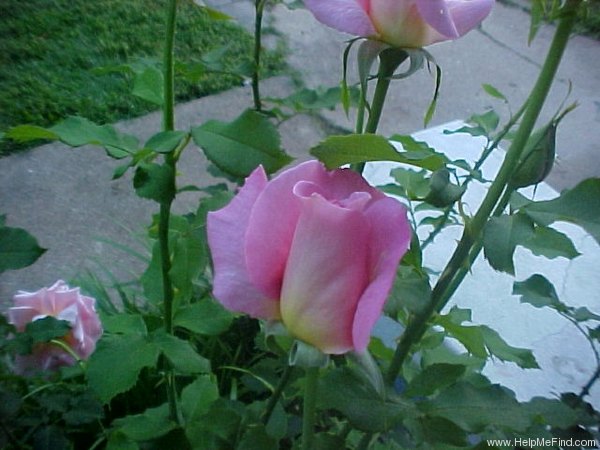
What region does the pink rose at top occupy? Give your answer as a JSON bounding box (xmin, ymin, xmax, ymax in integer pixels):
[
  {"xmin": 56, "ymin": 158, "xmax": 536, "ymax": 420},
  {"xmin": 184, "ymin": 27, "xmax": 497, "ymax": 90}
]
[
  {"xmin": 7, "ymin": 280, "xmax": 103, "ymax": 375},
  {"xmin": 304, "ymin": 0, "xmax": 495, "ymax": 48},
  {"xmin": 207, "ymin": 161, "xmax": 411, "ymax": 354}
]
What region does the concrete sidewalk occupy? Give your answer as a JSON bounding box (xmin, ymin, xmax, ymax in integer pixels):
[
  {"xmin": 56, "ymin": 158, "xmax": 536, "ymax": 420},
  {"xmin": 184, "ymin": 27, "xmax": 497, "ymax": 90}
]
[{"xmin": 1, "ymin": 1, "xmax": 599, "ymax": 303}]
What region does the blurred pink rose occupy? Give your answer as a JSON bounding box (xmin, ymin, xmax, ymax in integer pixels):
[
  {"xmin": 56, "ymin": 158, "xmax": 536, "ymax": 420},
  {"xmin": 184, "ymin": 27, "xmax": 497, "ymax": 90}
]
[
  {"xmin": 304, "ymin": 0, "xmax": 494, "ymax": 48},
  {"xmin": 208, "ymin": 161, "xmax": 411, "ymax": 354},
  {"xmin": 8, "ymin": 280, "xmax": 103, "ymax": 375}
]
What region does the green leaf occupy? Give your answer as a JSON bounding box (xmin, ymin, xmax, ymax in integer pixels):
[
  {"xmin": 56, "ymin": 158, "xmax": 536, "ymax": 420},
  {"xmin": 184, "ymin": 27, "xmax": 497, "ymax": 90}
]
[
  {"xmin": 203, "ymin": 7, "xmax": 232, "ymax": 20},
  {"xmin": 152, "ymin": 332, "xmax": 211, "ymax": 374},
  {"xmin": 106, "ymin": 431, "xmax": 139, "ymax": 450},
  {"xmin": 264, "ymin": 400, "xmax": 288, "ymax": 440},
  {"xmin": 522, "ymin": 178, "xmax": 600, "ymax": 245},
  {"xmin": 237, "ymin": 425, "xmax": 278, "ymax": 450},
  {"xmin": 483, "ymin": 214, "xmax": 535, "ymax": 274},
  {"xmin": 311, "ymin": 134, "xmax": 446, "ymax": 171},
  {"xmin": 521, "ymin": 225, "xmax": 580, "ymax": 260},
  {"xmin": 471, "ymin": 110, "xmax": 500, "ymax": 134},
  {"xmin": 169, "ymin": 219, "xmax": 207, "ymax": 303},
  {"xmin": 5, "ymin": 125, "xmax": 59, "ymax": 142},
  {"xmin": 416, "ymin": 416, "xmax": 468, "ymax": 446},
  {"xmin": 436, "ymin": 320, "xmax": 486, "ymax": 358},
  {"xmin": 133, "ymin": 163, "xmax": 175, "ymax": 203},
  {"xmin": 114, "ymin": 404, "xmax": 176, "ymax": 441},
  {"xmin": 523, "ymin": 397, "xmax": 579, "ymax": 428},
  {"xmin": 529, "ymin": 0, "xmax": 545, "ymax": 43},
  {"xmin": 479, "ymin": 326, "xmax": 539, "ymax": 369},
  {"xmin": 512, "ymin": 274, "xmax": 563, "ymax": 309},
  {"xmin": 0, "ymin": 225, "xmax": 46, "ymax": 273},
  {"xmin": 388, "ymin": 168, "xmax": 431, "ymax": 200},
  {"xmin": 482, "ymin": 84, "xmax": 508, "ymax": 102},
  {"xmin": 101, "ymin": 314, "xmax": 148, "ymax": 335},
  {"xmin": 181, "ymin": 376, "xmax": 220, "ymax": 423},
  {"xmin": 268, "ymin": 86, "xmax": 356, "ymax": 113},
  {"xmin": 145, "ymin": 131, "xmax": 187, "ymax": 153},
  {"xmin": 192, "ymin": 109, "xmax": 292, "ymax": 179},
  {"xmin": 24, "ymin": 317, "xmax": 70, "ymax": 344},
  {"xmin": 424, "ymin": 63, "xmax": 441, "ymax": 126},
  {"xmin": 132, "ymin": 66, "xmax": 164, "ymax": 105},
  {"xmin": 318, "ymin": 367, "xmax": 414, "ymax": 432},
  {"xmin": 87, "ymin": 335, "xmax": 160, "ymax": 403},
  {"xmin": 174, "ymin": 299, "xmax": 234, "ymax": 336},
  {"xmin": 385, "ymin": 266, "xmax": 431, "ymax": 317},
  {"xmin": 63, "ymin": 393, "xmax": 104, "ymax": 426},
  {"xmin": 571, "ymin": 307, "xmax": 600, "ymax": 322},
  {"xmin": 49, "ymin": 116, "xmax": 137, "ymax": 157},
  {"xmin": 33, "ymin": 426, "xmax": 71, "ymax": 450},
  {"xmin": 420, "ymin": 382, "xmax": 530, "ymax": 432},
  {"xmin": 421, "ymin": 346, "xmax": 485, "ymax": 372},
  {"xmin": 391, "ymin": 135, "xmax": 450, "ymax": 165},
  {"xmin": 184, "ymin": 398, "xmax": 243, "ymax": 448},
  {"xmin": 140, "ymin": 241, "xmax": 163, "ymax": 304},
  {"xmin": 435, "ymin": 308, "xmax": 486, "ymax": 358},
  {"xmin": 405, "ymin": 363, "xmax": 467, "ymax": 397}
]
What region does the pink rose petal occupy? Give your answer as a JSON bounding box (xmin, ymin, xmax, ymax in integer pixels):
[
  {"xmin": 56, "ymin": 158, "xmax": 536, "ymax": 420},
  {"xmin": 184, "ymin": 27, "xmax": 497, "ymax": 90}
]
[
  {"xmin": 304, "ymin": 0, "xmax": 377, "ymax": 37},
  {"xmin": 352, "ymin": 197, "xmax": 411, "ymax": 351},
  {"xmin": 207, "ymin": 166, "xmax": 280, "ymax": 319},
  {"xmin": 280, "ymin": 192, "xmax": 371, "ymax": 354}
]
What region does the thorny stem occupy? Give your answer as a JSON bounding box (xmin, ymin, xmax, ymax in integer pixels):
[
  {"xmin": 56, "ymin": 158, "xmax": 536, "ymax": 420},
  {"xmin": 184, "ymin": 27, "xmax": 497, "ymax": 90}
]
[
  {"xmin": 301, "ymin": 367, "xmax": 319, "ymax": 450},
  {"xmin": 577, "ymin": 365, "xmax": 600, "ymax": 404},
  {"xmin": 385, "ymin": 0, "xmax": 582, "ymax": 385},
  {"xmin": 253, "ymin": 0, "xmax": 267, "ymax": 111},
  {"xmin": 160, "ymin": 0, "xmax": 182, "ymax": 425},
  {"xmin": 262, "ymin": 364, "xmax": 294, "ymax": 425}
]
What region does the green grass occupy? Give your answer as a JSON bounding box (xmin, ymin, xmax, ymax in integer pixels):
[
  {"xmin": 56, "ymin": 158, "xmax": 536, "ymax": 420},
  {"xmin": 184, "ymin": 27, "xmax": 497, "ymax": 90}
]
[
  {"xmin": 0, "ymin": 0, "xmax": 286, "ymax": 155},
  {"xmin": 576, "ymin": 0, "xmax": 600, "ymax": 38}
]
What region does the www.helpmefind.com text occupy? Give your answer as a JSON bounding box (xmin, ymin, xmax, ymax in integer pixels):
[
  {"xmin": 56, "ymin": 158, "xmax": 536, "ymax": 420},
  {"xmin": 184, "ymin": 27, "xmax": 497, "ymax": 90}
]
[{"xmin": 486, "ymin": 437, "xmax": 599, "ymax": 448}]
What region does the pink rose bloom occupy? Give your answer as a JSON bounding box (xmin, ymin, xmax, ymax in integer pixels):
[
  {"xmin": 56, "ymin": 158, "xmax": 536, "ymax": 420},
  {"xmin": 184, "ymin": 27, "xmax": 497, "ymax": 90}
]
[
  {"xmin": 208, "ymin": 161, "xmax": 411, "ymax": 354},
  {"xmin": 8, "ymin": 280, "xmax": 103, "ymax": 375},
  {"xmin": 304, "ymin": 0, "xmax": 495, "ymax": 48}
]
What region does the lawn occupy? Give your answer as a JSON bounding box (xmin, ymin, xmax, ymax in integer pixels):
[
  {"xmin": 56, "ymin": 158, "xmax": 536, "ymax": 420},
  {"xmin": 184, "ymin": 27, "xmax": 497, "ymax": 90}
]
[{"xmin": 0, "ymin": 0, "xmax": 286, "ymax": 155}]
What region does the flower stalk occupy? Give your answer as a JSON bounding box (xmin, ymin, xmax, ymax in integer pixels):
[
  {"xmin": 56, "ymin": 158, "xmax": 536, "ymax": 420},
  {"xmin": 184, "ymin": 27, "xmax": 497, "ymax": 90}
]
[
  {"xmin": 262, "ymin": 364, "xmax": 294, "ymax": 425},
  {"xmin": 253, "ymin": 0, "xmax": 267, "ymax": 111},
  {"xmin": 386, "ymin": 0, "xmax": 583, "ymax": 385},
  {"xmin": 352, "ymin": 50, "xmax": 407, "ymax": 173},
  {"xmin": 160, "ymin": 0, "xmax": 182, "ymax": 425},
  {"xmin": 301, "ymin": 367, "xmax": 319, "ymax": 450}
]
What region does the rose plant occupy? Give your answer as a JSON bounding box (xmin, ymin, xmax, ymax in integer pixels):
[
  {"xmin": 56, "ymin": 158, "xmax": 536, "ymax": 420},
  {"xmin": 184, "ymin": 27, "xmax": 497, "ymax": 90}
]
[{"xmin": 1, "ymin": 0, "xmax": 599, "ymax": 449}]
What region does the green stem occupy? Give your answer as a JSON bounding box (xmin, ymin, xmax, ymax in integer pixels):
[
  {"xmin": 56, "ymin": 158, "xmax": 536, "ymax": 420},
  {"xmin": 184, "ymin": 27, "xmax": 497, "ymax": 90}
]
[
  {"xmin": 163, "ymin": 0, "xmax": 177, "ymax": 133},
  {"xmin": 422, "ymin": 100, "xmax": 528, "ymax": 250},
  {"xmin": 301, "ymin": 367, "xmax": 319, "ymax": 450},
  {"xmin": 385, "ymin": 0, "xmax": 581, "ymax": 385},
  {"xmin": 351, "ymin": 50, "xmax": 407, "ymax": 173},
  {"xmin": 577, "ymin": 365, "xmax": 600, "ymax": 404},
  {"xmin": 160, "ymin": 0, "xmax": 181, "ymax": 425},
  {"xmin": 355, "ymin": 92, "xmax": 366, "ymax": 134},
  {"xmin": 262, "ymin": 364, "xmax": 294, "ymax": 425},
  {"xmin": 252, "ymin": 0, "xmax": 266, "ymax": 111}
]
